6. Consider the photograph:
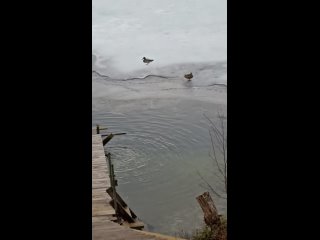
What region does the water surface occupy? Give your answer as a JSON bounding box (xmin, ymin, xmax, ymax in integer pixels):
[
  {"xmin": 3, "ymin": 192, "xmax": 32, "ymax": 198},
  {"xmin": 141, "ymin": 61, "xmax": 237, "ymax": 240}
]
[{"xmin": 92, "ymin": 62, "xmax": 227, "ymax": 235}]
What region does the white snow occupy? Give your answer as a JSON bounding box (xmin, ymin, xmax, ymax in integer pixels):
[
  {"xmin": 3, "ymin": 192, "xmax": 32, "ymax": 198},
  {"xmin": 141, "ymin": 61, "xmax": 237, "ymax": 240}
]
[{"xmin": 92, "ymin": 0, "xmax": 227, "ymax": 75}]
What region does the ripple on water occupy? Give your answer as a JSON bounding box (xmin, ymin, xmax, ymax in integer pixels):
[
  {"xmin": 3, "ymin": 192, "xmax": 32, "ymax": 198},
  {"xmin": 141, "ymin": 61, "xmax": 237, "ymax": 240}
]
[{"xmin": 93, "ymin": 93, "xmax": 227, "ymax": 235}]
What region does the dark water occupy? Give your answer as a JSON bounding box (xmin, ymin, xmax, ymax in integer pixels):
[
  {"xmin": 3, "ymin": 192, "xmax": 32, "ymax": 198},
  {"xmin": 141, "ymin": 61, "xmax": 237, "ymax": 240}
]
[{"xmin": 92, "ymin": 62, "xmax": 227, "ymax": 235}]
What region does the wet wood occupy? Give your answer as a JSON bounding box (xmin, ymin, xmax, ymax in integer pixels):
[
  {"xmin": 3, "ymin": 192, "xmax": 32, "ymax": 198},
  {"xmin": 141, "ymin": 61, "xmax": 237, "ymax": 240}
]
[
  {"xmin": 103, "ymin": 133, "xmax": 114, "ymax": 145},
  {"xmin": 196, "ymin": 192, "xmax": 220, "ymax": 227}
]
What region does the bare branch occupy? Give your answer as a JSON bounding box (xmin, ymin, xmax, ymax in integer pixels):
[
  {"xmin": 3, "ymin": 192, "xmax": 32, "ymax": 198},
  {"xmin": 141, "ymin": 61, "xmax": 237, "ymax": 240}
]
[
  {"xmin": 219, "ymin": 116, "xmax": 227, "ymax": 192},
  {"xmin": 197, "ymin": 171, "xmax": 226, "ymax": 199},
  {"xmin": 209, "ymin": 132, "xmax": 224, "ymax": 178},
  {"xmin": 208, "ymin": 151, "xmax": 225, "ymax": 186},
  {"xmin": 203, "ymin": 114, "xmax": 224, "ymax": 144},
  {"xmin": 209, "ymin": 153, "xmax": 224, "ymax": 178},
  {"xmin": 202, "ymin": 113, "xmax": 228, "ymax": 196}
]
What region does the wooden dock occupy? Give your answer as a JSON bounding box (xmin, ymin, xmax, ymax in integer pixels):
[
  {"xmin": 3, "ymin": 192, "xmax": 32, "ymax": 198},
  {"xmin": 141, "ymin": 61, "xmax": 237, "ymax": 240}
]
[
  {"xmin": 92, "ymin": 133, "xmax": 115, "ymax": 222},
  {"xmin": 92, "ymin": 129, "xmax": 185, "ymax": 240}
]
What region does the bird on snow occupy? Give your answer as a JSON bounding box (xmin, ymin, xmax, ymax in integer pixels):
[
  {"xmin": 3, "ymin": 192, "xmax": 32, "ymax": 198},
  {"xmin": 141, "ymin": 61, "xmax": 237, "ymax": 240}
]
[
  {"xmin": 184, "ymin": 72, "xmax": 193, "ymax": 80},
  {"xmin": 142, "ymin": 57, "xmax": 154, "ymax": 65}
]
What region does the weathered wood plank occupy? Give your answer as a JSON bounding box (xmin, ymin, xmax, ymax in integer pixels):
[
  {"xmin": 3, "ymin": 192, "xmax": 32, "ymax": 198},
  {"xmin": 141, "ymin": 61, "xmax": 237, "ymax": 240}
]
[
  {"xmin": 92, "ymin": 178, "xmax": 110, "ymax": 189},
  {"xmin": 93, "ymin": 200, "xmax": 115, "ymax": 216},
  {"xmin": 92, "ymin": 216, "xmax": 117, "ymax": 224},
  {"xmin": 92, "ymin": 133, "xmax": 182, "ymax": 239},
  {"xmin": 92, "ymin": 134, "xmax": 114, "ymax": 219}
]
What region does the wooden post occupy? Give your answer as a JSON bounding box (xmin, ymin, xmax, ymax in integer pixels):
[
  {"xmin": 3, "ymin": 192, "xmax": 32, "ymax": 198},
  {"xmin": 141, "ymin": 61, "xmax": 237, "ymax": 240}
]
[
  {"xmin": 106, "ymin": 152, "xmax": 121, "ymax": 223},
  {"xmin": 196, "ymin": 192, "xmax": 220, "ymax": 228},
  {"xmin": 103, "ymin": 133, "xmax": 114, "ymax": 146},
  {"xmin": 110, "ymin": 164, "xmax": 118, "ymax": 220},
  {"xmin": 96, "ymin": 125, "xmax": 108, "ymax": 134}
]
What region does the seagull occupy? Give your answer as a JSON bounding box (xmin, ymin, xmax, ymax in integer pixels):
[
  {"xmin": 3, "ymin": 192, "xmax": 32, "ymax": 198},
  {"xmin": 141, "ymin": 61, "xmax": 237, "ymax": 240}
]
[
  {"xmin": 142, "ymin": 57, "xmax": 154, "ymax": 65},
  {"xmin": 184, "ymin": 72, "xmax": 193, "ymax": 80}
]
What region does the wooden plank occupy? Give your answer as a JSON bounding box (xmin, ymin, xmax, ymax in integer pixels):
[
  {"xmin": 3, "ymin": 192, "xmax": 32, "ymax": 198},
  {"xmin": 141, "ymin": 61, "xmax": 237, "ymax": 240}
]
[
  {"xmin": 92, "ymin": 133, "xmax": 183, "ymax": 240},
  {"xmin": 92, "ymin": 178, "xmax": 110, "ymax": 189},
  {"xmin": 92, "ymin": 216, "xmax": 117, "ymax": 224},
  {"xmin": 92, "ymin": 133, "xmax": 114, "ymax": 220},
  {"xmin": 93, "ymin": 200, "xmax": 115, "ymax": 216},
  {"xmin": 93, "ymin": 188, "xmax": 110, "ymax": 200},
  {"xmin": 122, "ymin": 220, "xmax": 145, "ymax": 230}
]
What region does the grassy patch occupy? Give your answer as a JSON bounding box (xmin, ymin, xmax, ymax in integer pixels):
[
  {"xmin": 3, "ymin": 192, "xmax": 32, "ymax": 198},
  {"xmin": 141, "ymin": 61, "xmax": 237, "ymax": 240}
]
[{"xmin": 177, "ymin": 217, "xmax": 227, "ymax": 240}]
